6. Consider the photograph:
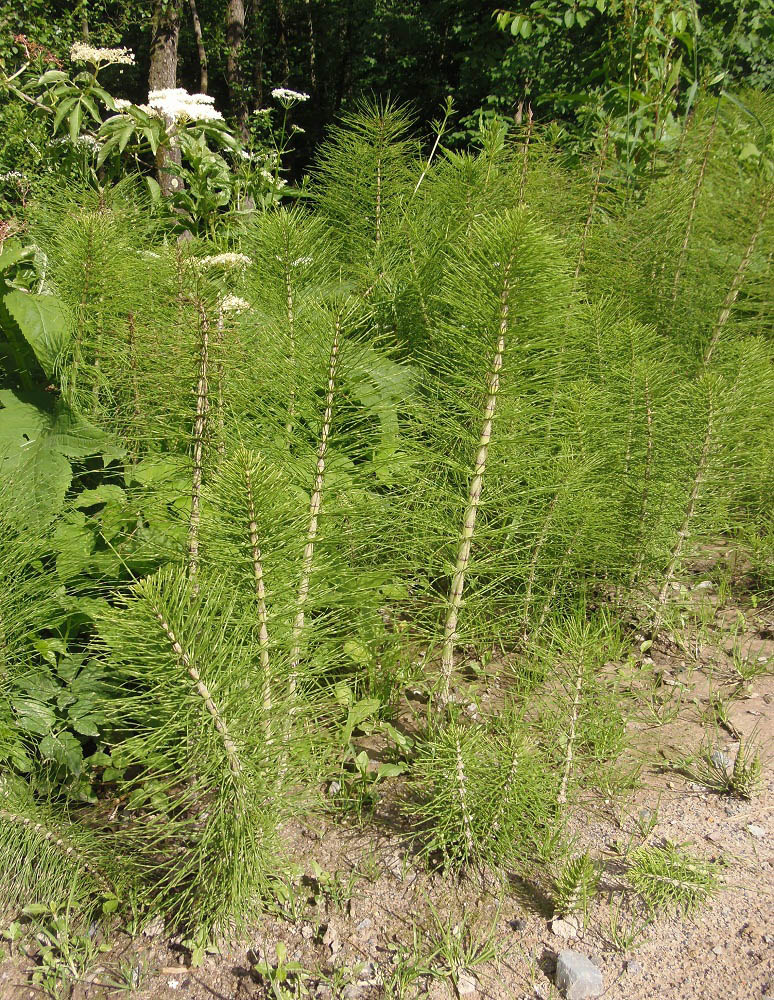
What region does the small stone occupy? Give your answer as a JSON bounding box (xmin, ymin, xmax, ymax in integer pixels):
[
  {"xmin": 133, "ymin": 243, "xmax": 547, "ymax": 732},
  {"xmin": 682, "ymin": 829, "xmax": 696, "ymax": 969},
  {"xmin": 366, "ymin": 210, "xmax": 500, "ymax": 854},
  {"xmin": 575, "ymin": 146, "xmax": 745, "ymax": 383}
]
[
  {"xmin": 328, "ymin": 780, "xmax": 341, "ymax": 797},
  {"xmin": 625, "ymin": 960, "xmax": 641, "ymax": 975},
  {"xmin": 551, "ymin": 915, "xmax": 579, "ymax": 939},
  {"xmin": 555, "ymin": 951, "xmax": 603, "ymax": 999},
  {"xmin": 457, "ymin": 972, "xmax": 478, "ymax": 995},
  {"xmin": 323, "ymin": 924, "xmax": 341, "ymax": 954},
  {"xmin": 510, "ymin": 917, "xmax": 528, "ymax": 932},
  {"xmin": 747, "ymin": 825, "xmax": 766, "ymax": 839},
  {"xmin": 301, "ymin": 924, "xmax": 314, "ymax": 940},
  {"xmin": 168, "ymin": 981, "xmax": 180, "ymax": 991},
  {"xmin": 142, "ymin": 915, "xmax": 165, "ymax": 937},
  {"xmin": 711, "ymin": 749, "xmax": 730, "ymax": 770},
  {"xmin": 712, "ymin": 945, "xmax": 724, "ymax": 955},
  {"xmin": 342, "ymin": 987, "xmax": 359, "ymax": 1000},
  {"xmin": 356, "ymin": 918, "xmax": 373, "ymax": 933}
]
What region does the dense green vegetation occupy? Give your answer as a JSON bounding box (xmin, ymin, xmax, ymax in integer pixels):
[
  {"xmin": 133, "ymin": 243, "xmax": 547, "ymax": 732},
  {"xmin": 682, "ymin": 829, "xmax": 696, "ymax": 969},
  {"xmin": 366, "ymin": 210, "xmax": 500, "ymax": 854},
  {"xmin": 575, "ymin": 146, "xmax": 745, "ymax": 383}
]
[{"xmin": 0, "ymin": 3, "xmax": 772, "ymax": 992}]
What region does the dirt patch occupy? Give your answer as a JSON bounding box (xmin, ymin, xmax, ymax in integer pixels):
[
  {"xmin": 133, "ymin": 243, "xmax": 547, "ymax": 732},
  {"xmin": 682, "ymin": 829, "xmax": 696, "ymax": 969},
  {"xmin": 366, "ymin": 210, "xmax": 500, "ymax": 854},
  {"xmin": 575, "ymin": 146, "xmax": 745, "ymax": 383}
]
[{"xmin": 2, "ymin": 584, "xmax": 772, "ymax": 1000}]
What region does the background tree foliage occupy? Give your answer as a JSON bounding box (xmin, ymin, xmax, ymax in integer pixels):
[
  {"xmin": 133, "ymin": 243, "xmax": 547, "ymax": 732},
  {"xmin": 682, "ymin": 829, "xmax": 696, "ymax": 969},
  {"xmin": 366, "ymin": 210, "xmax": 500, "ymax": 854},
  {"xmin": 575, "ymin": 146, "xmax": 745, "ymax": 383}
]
[{"xmin": 2, "ymin": 0, "xmax": 772, "ymax": 173}]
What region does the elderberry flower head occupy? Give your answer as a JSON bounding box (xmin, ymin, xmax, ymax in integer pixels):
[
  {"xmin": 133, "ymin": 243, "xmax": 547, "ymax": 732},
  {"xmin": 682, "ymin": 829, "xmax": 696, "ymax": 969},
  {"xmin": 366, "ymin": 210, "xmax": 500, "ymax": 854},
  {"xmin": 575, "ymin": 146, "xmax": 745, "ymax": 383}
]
[
  {"xmin": 271, "ymin": 87, "xmax": 310, "ymax": 108},
  {"xmin": 148, "ymin": 88, "xmax": 223, "ymax": 123},
  {"xmin": 70, "ymin": 42, "xmax": 135, "ymax": 66}
]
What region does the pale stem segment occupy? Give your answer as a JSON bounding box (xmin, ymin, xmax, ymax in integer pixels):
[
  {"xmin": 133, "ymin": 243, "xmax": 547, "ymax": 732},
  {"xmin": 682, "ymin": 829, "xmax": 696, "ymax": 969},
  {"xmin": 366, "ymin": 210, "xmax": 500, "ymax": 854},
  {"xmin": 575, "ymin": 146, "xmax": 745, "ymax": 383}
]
[
  {"xmin": 557, "ymin": 661, "xmax": 584, "ymax": 806},
  {"xmin": 187, "ymin": 302, "xmax": 210, "ymax": 584},
  {"xmin": 440, "ymin": 257, "xmax": 513, "ymax": 704},
  {"xmin": 153, "ymin": 609, "xmax": 242, "ymax": 776},
  {"xmin": 244, "ymin": 460, "xmax": 273, "ymax": 734},
  {"xmin": 704, "ymin": 186, "xmax": 773, "ymax": 366},
  {"xmin": 653, "ymin": 397, "xmax": 714, "ymax": 633}
]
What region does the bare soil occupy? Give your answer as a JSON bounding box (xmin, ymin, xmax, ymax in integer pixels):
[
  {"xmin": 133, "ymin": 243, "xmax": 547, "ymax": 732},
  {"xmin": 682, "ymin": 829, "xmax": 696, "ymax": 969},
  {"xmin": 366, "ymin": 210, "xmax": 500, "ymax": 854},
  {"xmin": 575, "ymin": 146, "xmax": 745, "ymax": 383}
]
[{"xmin": 2, "ymin": 565, "xmax": 772, "ymax": 1000}]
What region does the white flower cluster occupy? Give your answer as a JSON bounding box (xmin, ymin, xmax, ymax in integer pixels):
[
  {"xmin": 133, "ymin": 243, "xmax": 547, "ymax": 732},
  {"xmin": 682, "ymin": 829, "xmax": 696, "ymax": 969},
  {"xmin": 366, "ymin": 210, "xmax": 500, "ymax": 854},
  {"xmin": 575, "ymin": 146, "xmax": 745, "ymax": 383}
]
[
  {"xmin": 148, "ymin": 88, "xmax": 223, "ymax": 123},
  {"xmin": 113, "ymin": 98, "xmax": 133, "ymax": 111},
  {"xmin": 220, "ymin": 295, "xmax": 250, "ymax": 314},
  {"xmin": 52, "ymin": 135, "xmax": 102, "ymax": 151},
  {"xmin": 199, "ymin": 253, "xmax": 252, "ymax": 269},
  {"xmin": 260, "ymin": 168, "xmax": 287, "ymax": 187},
  {"xmin": 271, "ymin": 87, "xmax": 310, "ymax": 106},
  {"xmin": 70, "ymin": 42, "xmax": 135, "ymax": 66},
  {"xmin": 0, "ymin": 170, "xmax": 24, "ymax": 182}
]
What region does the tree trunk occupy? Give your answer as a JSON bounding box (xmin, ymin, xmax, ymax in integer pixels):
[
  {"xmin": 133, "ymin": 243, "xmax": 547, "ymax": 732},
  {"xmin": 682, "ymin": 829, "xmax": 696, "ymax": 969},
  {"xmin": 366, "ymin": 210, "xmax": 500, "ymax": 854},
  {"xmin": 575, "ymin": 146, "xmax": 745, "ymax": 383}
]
[
  {"xmin": 188, "ymin": 0, "xmax": 208, "ymax": 93},
  {"xmin": 226, "ymin": 0, "xmax": 248, "ymax": 139},
  {"xmin": 303, "ymin": 0, "xmax": 317, "ymax": 89},
  {"xmin": 149, "ymin": 0, "xmax": 182, "ymax": 197},
  {"xmin": 275, "ymin": 0, "xmax": 290, "ymax": 82}
]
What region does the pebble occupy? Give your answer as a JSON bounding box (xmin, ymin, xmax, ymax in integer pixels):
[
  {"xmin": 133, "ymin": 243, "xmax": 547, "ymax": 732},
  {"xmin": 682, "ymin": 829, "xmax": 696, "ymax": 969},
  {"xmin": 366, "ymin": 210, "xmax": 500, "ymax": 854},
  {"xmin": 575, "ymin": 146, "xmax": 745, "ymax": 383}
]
[
  {"xmin": 555, "ymin": 951, "xmax": 603, "ymax": 999},
  {"xmin": 356, "ymin": 918, "xmax": 373, "ymax": 933},
  {"xmin": 711, "ymin": 749, "xmax": 730, "ymax": 770},
  {"xmin": 712, "ymin": 945, "xmax": 724, "ymax": 955},
  {"xmin": 694, "ymin": 580, "xmax": 715, "ymax": 591},
  {"xmin": 625, "ymin": 959, "xmax": 642, "ymax": 975},
  {"xmin": 510, "ymin": 917, "xmax": 528, "ymax": 932},
  {"xmin": 328, "ymin": 780, "xmax": 341, "ymax": 797},
  {"xmin": 301, "ymin": 923, "xmax": 314, "ymax": 940},
  {"xmin": 323, "ymin": 924, "xmax": 341, "ymax": 954},
  {"xmin": 457, "ymin": 972, "xmax": 478, "ymax": 995},
  {"xmin": 747, "ymin": 824, "xmax": 766, "ymax": 839},
  {"xmin": 551, "ymin": 915, "xmax": 580, "ymax": 939}
]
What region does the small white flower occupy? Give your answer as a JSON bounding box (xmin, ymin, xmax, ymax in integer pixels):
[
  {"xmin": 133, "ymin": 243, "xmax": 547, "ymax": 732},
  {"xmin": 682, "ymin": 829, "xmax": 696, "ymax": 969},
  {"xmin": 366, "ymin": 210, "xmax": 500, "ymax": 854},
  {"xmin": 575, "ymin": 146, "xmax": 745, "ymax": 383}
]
[
  {"xmin": 254, "ymin": 107, "xmax": 273, "ymax": 116},
  {"xmin": 113, "ymin": 98, "xmax": 132, "ymax": 111},
  {"xmin": 291, "ymin": 124, "xmax": 305, "ymax": 134},
  {"xmin": 220, "ymin": 294, "xmax": 250, "ymax": 313},
  {"xmin": 70, "ymin": 42, "xmax": 135, "ymax": 66},
  {"xmin": 239, "ymin": 149, "xmax": 252, "ymax": 160},
  {"xmin": 199, "ymin": 253, "xmax": 252, "ymax": 269},
  {"xmin": 291, "ymin": 256, "xmax": 313, "ymax": 267},
  {"xmin": 271, "ymin": 87, "xmax": 310, "ymax": 106}
]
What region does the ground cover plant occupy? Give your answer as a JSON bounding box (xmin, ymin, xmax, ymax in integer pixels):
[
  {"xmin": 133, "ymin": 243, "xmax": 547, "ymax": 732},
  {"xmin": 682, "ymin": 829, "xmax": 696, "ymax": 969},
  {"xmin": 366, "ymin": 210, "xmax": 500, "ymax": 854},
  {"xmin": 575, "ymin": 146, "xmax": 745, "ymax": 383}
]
[{"xmin": 0, "ymin": 38, "xmax": 773, "ymax": 998}]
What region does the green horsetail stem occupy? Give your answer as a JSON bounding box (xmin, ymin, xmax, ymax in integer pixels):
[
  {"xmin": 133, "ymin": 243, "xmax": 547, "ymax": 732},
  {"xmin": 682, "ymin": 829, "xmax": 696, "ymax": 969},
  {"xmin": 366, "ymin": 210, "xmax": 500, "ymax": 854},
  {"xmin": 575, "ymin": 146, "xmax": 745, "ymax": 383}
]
[{"xmin": 440, "ymin": 255, "xmax": 513, "ymax": 705}]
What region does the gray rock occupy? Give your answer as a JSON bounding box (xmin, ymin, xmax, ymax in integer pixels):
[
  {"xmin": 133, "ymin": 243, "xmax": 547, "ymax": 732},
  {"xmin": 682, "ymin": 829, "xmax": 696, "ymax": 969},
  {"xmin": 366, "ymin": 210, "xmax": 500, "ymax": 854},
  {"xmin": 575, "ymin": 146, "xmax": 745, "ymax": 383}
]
[
  {"xmin": 555, "ymin": 951, "xmax": 603, "ymax": 1000},
  {"xmin": 747, "ymin": 824, "xmax": 766, "ymax": 839},
  {"xmin": 625, "ymin": 960, "xmax": 641, "ymax": 975}
]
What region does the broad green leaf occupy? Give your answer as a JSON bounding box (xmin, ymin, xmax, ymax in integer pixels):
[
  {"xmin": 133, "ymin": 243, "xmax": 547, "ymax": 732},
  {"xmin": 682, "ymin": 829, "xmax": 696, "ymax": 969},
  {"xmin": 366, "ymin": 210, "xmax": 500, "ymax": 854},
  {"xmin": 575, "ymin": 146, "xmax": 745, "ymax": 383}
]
[
  {"xmin": 0, "ymin": 390, "xmax": 118, "ymax": 527},
  {"xmin": 13, "ymin": 698, "xmax": 56, "ymax": 735},
  {"xmin": 2, "ymin": 290, "xmax": 70, "ymax": 375},
  {"xmin": 376, "ymin": 762, "xmax": 407, "ymax": 779},
  {"xmin": 40, "ymin": 731, "xmax": 83, "ymax": 773},
  {"xmin": 564, "ymin": 8, "xmax": 575, "ymax": 27},
  {"xmin": 69, "ymin": 102, "xmax": 84, "ymax": 143},
  {"xmin": 53, "ymin": 96, "xmax": 77, "ymax": 134},
  {"xmin": 0, "ymin": 243, "xmax": 31, "ymax": 274}
]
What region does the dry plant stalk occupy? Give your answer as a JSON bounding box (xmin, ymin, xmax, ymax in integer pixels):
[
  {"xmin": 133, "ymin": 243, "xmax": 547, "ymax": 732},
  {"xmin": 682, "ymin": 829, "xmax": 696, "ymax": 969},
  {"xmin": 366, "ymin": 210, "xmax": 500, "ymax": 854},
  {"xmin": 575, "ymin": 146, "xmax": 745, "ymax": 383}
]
[
  {"xmin": 704, "ymin": 186, "xmax": 773, "ymax": 365},
  {"xmin": 153, "ymin": 609, "xmax": 242, "ymax": 776},
  {"xmin": 440, "ymin": 257, "xmax": 513, "ymax": 703},
  {"xmin": 558, "ymin": 661, "xmax": 584, "ymax": 805},
  {"xmin": 671, "ymin": 120, "xmax": 716, "ymax": 301},
  {"xmin": 244, "ymin": 458, "xmax": 273, "ymax": 729},
  {"xmin": 188, "ymin": 302, "xmax": 210, "ymax": 584},
  {"xmin": 575, "ymin": 122, "xmax": 610, "ymax": 281}
]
